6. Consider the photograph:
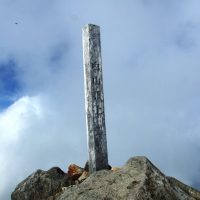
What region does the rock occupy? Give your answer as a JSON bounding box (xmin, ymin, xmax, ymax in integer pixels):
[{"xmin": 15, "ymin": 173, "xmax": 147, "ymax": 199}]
[
  {"xmin": 111, "ymin": 167, "xmax": 121, "ymax": 172},
  {"xmin": 168, "ymin": 177, "xmax": 200, "ymax": 200},
  {"xmin": 11, "ymin": 167, "xmax": 69, "ymax": 200},
  {"xmin": 67, "ymin": 164, "xmax": 84, "ymax": 183},
  {"xmin": 78, "ymin": 171, "xmax": 90, "ymax": 183},
  {"xmin": 11, "ymin": 157, "xmax": 200, "ymax": 200},
  {"xmin": 56, "ymin": 157, "xmax": 200, "ymax": 200}
]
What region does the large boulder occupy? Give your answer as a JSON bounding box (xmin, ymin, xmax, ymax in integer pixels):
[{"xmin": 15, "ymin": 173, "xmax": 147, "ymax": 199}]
[
  {"xmin": 11, "ymin": 167, "xmax": 69, "ymax": 200},
  {"xmin": 56, "ymin": 157, "xmax": 200, "ymax": 200}
]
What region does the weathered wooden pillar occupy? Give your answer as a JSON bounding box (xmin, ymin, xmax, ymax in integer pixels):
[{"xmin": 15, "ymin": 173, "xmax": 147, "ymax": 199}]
[{"xmin": 82, "ymin": 24, "xmax": 109, "ymax": 173}]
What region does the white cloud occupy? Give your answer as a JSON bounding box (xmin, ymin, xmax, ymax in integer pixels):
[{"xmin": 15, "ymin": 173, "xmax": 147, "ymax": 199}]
[
  {"xmin": 0, "ymin": 96, "xmax": 43, "ymax": 199},
  {"xmin": 0, "ymin": 96, "xmax": 42, "ymax": 142}
]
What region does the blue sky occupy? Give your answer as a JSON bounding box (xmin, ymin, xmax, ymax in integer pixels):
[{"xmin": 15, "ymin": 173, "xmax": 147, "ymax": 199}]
[
  {"xmin": 1, "ymin": 0, "xmax": 200, "ymax": 199},
  {"xmin": 0, "ymin": 59, "xmax": 22, "ymax": 110}
]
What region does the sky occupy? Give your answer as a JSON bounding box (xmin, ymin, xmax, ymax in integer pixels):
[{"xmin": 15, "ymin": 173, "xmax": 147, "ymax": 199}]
[{"xmin": 1, "ymin": 0, "xmax": 200, "ymax": 199}]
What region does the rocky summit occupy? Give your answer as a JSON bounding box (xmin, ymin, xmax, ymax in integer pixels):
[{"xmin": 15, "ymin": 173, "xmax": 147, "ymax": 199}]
[{"xmin": 12, "ymin": 156, "xmax": 200, "ymax": 200}]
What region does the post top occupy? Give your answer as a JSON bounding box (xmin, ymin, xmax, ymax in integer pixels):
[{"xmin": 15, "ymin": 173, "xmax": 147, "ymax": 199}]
[{"xmin": 83, "ymin": 24, "xmax": 100, "ymax": 30}]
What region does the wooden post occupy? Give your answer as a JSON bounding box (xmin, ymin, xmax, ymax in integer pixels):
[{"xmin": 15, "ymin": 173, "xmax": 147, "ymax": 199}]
[{"xmin": 82, "ymin": 24, "xmax": 109, "ymax": 173}]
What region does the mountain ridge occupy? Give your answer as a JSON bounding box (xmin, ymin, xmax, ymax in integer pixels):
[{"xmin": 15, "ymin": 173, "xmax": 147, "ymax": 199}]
[{"xmin": 12, "ymin": 156, "xmax": 200, "ymax": 200}]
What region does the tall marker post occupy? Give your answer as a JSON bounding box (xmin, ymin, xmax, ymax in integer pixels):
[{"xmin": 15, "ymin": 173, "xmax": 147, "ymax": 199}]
[{"xmin": 82, "ymin": 24, "xmax": 109, "ymax": 173}]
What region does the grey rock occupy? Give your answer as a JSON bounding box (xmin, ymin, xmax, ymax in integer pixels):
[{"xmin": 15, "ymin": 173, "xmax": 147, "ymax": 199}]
[
  {"xmin": 11, "ymin": 167, "xmax": 69, "ymax": 200},
  {"xmin": 56, "ymin": 157, "xmax": 200, "ymax": 200}
]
